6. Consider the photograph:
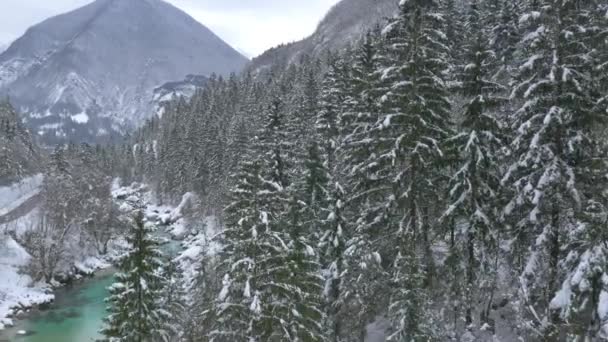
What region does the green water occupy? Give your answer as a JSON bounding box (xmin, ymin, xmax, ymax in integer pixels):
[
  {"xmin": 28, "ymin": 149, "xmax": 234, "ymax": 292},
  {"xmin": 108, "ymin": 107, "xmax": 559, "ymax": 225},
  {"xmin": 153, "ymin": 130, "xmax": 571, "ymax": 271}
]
[
  {"xmin": 0, "ymin": 272, "xmax": 114, "ymax": 342},
  {"xmin": 0, "ymin": 231, "xmax": 181, "ymax": 342}
]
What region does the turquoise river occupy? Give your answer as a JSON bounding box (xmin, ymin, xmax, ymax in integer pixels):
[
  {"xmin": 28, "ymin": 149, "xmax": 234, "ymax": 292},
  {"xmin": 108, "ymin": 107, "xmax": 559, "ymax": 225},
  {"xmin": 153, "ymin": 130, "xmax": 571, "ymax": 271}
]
[
  {"xmin": 0, "ymin": 234, "xmax": 181, "ymax": 341},
  {"xmin": 0, "ymin": 269, "xmax": 115, "ymax": 342}
]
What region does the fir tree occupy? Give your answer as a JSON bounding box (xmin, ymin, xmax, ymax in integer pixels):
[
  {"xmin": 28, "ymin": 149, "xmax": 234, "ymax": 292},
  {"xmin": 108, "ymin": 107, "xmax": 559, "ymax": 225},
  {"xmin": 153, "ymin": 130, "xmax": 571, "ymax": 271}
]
[
  {"xmin": 488, "ymin": 0, "xmax": 522, "ymax": 78},
  {"xmin": 280, "ymin": 191, "xmax": 326, "ymax": 341},
  {"xmin": 210, "ymin": 159, "xmax": 265, "ymax": 342},
  {"xmin": 373, "ymin": 0, "xmax": 455, "ymax": 338},
  {"xmin": 337, "ymin": 29, "xmax": 388, "ymax": 342},
  {"xmin": 503, "ymin": 0, "xmax": 605, "ymax": 337},
  {"xmin": 160, "ymin": 260, "xmax": 188, "ymax": 341},
  {"xmin": 100, "ymin": 212, "xmax": 170, "ymax": 342},
  {"xmin": 440, "ymin": 0, "xmax": 506, "ymax": 334}
]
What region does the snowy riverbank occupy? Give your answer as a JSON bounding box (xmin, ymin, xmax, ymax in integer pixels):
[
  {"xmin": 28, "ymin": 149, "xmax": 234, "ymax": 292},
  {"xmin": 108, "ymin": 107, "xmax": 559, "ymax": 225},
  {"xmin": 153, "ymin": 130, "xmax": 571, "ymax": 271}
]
[
  {"xmin": 1, "ymin": 180, "xmax": 214, "ymax": 332},
  {"xmin": 0, "ymin": 235, "xmax": 53, "ymax": 330},
  {"xmin": 0, "ymin": 176, "xmax": 47, "ymax": 330},
  {"xmin": 0, "ymin": 219, "xmax": 119, "ymax": 331},
  {"xmin": 1, "ymin": 178, "xmax": 119, "ymax": 331}
]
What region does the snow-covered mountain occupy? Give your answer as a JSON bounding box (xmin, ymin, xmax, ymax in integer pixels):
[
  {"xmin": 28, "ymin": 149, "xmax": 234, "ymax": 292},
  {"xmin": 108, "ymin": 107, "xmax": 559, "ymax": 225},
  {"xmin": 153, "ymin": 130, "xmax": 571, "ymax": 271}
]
[
  {"xmin": 0, "ymin": 0, "xmax": 248, "ymax": 144},
  {"xmin": 0, "ymin": 43, "xmax": 8, "ymax": 54},
  {"xmin": 152, "ymin": 74, "xmax": 208, "ymax": 116},
  {"xmin": 249, "ymin": 0, "xmax": 397, "ymax": 73}
]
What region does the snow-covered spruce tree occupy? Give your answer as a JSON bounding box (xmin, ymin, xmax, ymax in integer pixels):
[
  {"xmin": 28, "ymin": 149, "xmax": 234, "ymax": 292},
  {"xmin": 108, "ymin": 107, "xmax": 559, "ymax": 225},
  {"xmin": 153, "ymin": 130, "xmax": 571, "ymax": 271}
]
[
  {"xmin": 368, "ymin": 0, "xmax": 454, "ymax": 338},
  {"xmin": 592, "ymin": 1, "xmax": 608, "ymax": 118},
  {"xmin": 0, "ymin": 101, "xmax": 27, "ymax": 182},
  {"xmin": 380, "ymin": 0, "xmax": 454, "ymax": 282},
  {"xmin": 187, "ymin": 229, "xmax": 224, "ymax": 342},
  {"xmin": 209, "ymin": 158, "xmax": 265, "ymax": 342},
  {"xmin": 502, "ymin": 0, "xmax": 606, "ymax": 338},
  {"xmin": 253, "ymin": 91, "xmax": 325, "ymax": 340},
  {"xmin": 333, "ymin": 30, "xmax": 390, "ymax": 342},
  {"xmin": 279, "ymin": 190, "xmax": 326, "ymax": 341},
  {"xmin": 42, "ymin": 146, "xmax": 78, "ymax": 230},
  {"xmin": 302, "ymin": 142, "xmax": 331, "ymax": 225},
  {"xmin": 545, "ymin": 3, "xmax": 608, "ymax": 340},
  {"xmin": 314, "ymin": 53, "xmax": 352, "ymax": 342},
  {"xmin": 292, "ymin": 57, "xmax": 322, "ymax": 151},
  {"xmin": 551, "ymin": 161, "xmax": 608, "ymax": 340},
  {"xmin": 441, "ymin": 0, "xmax": 466, "ymax": 72},
  {"xmin": 487, "ymin": 0, "xmax": 522, "ymax": 80},
  {"xmin": 213, "ymin": 98, "xmax": 325, "ymax": 341},
  {"xmin": 440, "ymin": 0, "xmax": 506, "ymax": 335},
  {"xmin": 212, "ymin": 151, "xmax": 296, "ymax": 341},
  {"xmin": 317, "ymin": 180, "xmax": 347, "ymax": 342},
  {"xmin": 259, "ymin": 92, "xmax": 291, "ymax": 189},
  {"xmin": 317, "ymin": 52, "xmax": 350, "ymax": 173},
  {"xmin": 160, "ymin": 259, "xmax": 188, "ymax": 341},
  {"xmin": 100, "ymin": 211, "xmax": 170, "ymax": 342},
  {"xmin": 386, "ymin": 237, "xmax": 436, "ymax": 342}
]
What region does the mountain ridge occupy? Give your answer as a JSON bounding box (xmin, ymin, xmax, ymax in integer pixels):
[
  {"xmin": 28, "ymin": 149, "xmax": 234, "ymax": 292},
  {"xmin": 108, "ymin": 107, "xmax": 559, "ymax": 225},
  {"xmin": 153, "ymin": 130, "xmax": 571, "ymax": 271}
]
[
  {"xmin": 0, "ymin": 0, "xmax": 248, "ymax": 144},
  {"xmin": 249, "ymin": 0, "xmax": 397, "ymax": 73}
]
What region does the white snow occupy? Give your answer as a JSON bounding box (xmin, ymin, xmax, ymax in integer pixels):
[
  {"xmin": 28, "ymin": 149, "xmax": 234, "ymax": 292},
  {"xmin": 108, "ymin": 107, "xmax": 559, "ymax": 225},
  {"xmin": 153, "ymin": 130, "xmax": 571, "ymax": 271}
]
[
  {"xmin": 549, "ymin": 278, "xmax": 572, "ymax": 311},
  {"xmin": 0, "ymin": 235, "xmax": 54, "ymax": 330},
  {"xmin": 365, "ymin": 318, "xmax": 390, "ymax": 342},
  {"xmin": 599, "ymin": 290, "xmax": 608, "ymax": 321},
  {"xmin": 219, "ymin": 275, "xmax": 230, "ymax": 301},
  {"xmin": 74, "ymin": 257, "xmax": 111, "ymax": 275},
  {"xmin": 1, "ymin": 179, "xmax": 137, "ymax": 330},
  {"xmin": 169, "ymin": 219, "xmax": 188, "ymax": 239},
  {"xmin": 250, "ymin": 293, "xmax": 261, "ymax": 314},
  {"xmin": 70, "ymin": 112, "xmax": 90, "ymax": 124},
  {"xmin": 176, "ymin": 215, "xmax": 221, "ymax": 286},
  {"xmin": 1, "ymin": 208, "xmax": 41, "ymax": 238},
  {"xmin": 519, "ymin": 11, "xmax": 541, "ymax": 24},
  {"xmin": 154, "ymin": 192, "xmax": 198, "ymax": 227},
  {"xmin": 0, "ymin": 174, "xmax": 43, "ymax": 217}
]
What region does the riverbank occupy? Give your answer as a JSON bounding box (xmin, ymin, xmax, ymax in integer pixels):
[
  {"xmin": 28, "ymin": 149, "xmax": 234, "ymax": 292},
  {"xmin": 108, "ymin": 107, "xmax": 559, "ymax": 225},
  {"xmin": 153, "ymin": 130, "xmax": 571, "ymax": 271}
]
[
  {"xmin": 0, "ymin": 268, "xmax": 117, "ymax": 341},
  {"xmin": 1, "ymin": 181, "xmax": 193, "ymax": 337},
  {"xmin": 0, "ymin": 234, "xmax": 53, "ymax": 331},
  {"xmin": 0, "ymin": 236, "xmax": 118, "ymax": 332}
]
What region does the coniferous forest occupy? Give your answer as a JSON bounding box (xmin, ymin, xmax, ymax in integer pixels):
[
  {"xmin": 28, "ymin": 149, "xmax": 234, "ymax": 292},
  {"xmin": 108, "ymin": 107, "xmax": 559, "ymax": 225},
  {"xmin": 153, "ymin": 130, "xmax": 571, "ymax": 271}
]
[
  {"xmin": 109, "ymin": 0, "xmax": 608, "ymax": 340},
  {"xmin": 2, "ymin": 0, "xmax": 608, "ymax": 341}
]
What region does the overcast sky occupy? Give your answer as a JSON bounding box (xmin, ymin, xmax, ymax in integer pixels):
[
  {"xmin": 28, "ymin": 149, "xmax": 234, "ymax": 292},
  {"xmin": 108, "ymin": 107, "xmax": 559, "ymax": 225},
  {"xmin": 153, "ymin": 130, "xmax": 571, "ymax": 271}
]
[{"xmin": 0, "ymin": 0, "xmax": 341, "ymax": 57}]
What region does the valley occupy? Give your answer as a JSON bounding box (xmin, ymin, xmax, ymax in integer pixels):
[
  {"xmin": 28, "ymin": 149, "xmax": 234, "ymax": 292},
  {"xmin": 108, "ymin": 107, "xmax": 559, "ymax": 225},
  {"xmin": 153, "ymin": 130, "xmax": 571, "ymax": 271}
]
[{"xmin": 2, "ymin": 0, "xmax": 608, "ymax": 341}]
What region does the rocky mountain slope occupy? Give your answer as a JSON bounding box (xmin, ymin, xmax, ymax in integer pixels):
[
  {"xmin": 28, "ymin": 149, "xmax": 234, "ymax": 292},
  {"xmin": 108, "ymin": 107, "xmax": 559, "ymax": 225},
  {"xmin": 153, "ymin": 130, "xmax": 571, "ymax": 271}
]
[
  {"xmin": 152, "ymin": 74, "xmax": 208, "ymax": 116},
  {"xmin": 0, "ymin": 0, "xmax": 247, "ymax": 144},
  {"xmin": 249, "ymin": 0, "xmax": 397, "ymax": 73}
]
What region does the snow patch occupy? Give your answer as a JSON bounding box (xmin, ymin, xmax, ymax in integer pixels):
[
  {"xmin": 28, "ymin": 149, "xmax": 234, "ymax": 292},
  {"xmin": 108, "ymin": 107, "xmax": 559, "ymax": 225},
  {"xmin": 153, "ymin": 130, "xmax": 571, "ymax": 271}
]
[
  {"xmin": 0, "ymin": 236, "xmax": 54, "ymax": 330},
  {"xmin": 70, "ymin": 112, "xmax": 89, "ymax": 124}
]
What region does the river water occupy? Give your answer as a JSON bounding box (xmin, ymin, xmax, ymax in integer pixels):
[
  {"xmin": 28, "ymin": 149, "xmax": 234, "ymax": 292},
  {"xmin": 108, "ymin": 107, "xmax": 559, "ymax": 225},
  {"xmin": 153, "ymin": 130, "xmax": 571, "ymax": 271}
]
[
  {"xmin": 0, "ymin": 270, "xmax": 114, "ymax": 342},
  {"xmin": 0, "ymin": 233, "xmax": 181, "ymax": 342}
]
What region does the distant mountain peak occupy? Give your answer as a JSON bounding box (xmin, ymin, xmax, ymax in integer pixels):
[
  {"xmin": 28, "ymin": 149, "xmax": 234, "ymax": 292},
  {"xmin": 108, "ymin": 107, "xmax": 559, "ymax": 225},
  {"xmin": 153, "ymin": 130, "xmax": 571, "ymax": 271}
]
[
  {"xmin": 0, "ymin": 0, "xmax": 247, "ymax": 144},
  {"xmin": 249, "ymin": 0, "xmax": 397, "ymax": 73}
]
